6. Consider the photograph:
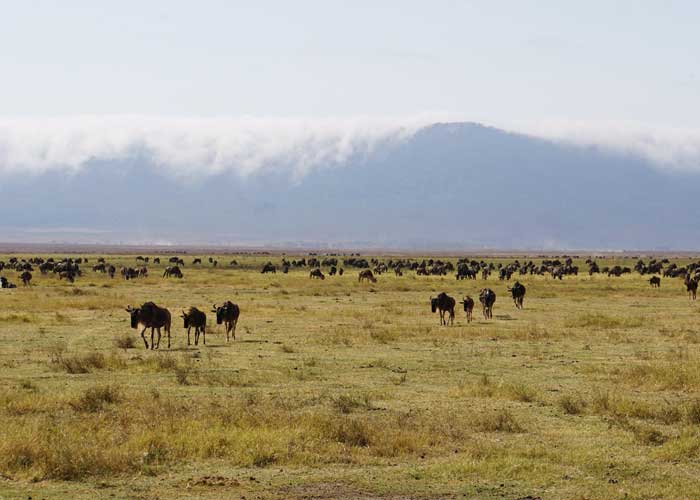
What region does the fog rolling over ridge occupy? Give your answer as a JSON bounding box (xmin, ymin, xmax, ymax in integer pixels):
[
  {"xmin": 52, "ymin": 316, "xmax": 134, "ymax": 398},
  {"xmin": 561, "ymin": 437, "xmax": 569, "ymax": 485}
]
[{"xmin": 2, "ymin": 122, "xmax": 698, "ymax": 250}]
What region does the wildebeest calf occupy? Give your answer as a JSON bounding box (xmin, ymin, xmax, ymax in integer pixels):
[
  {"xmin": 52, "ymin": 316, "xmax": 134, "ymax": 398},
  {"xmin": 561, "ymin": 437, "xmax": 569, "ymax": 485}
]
[
  {"xmin": 649, "ymin": 276, "xmax": 661, "ymax": 288},
  {"xmin": 460, "ymin": 296, "xmax": 475, "ymax": 322},
  {"xmin": 181, "ymin": 307, "xmax": 206, "ymax": 346}
]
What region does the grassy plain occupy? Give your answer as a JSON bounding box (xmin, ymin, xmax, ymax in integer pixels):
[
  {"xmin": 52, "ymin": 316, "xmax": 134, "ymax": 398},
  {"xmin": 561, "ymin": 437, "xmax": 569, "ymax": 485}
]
[{"xmin": 1, "ymin": 253, "xmax": 700, "ymax": 499}]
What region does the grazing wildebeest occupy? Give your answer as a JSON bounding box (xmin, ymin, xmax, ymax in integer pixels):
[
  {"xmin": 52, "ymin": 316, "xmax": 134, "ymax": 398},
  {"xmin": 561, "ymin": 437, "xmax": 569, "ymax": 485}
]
[
  {"xmin": 212, "ymin": 301, "xmax": 240, "ymax": 341},
  {"xmin": 507, "ymin": 281, "xmax": 526, "ymax": 309},
  {"xmin": 329, "ymin": 266, "xmax": 337, "ymax": 276},
  {"xmin": 107, "ymin": 265, "xmax": 116, "ymax": 278},
  {"xmin": 59, "ymin": 270, "xmax": 76, "ymax": 283},
  {"xmin": 358, "ymin": 269, "xmax": 377, "ymax": 283},
  {"xmin": 430, "ymin": 292, "xmax": 456, "ymax": 326},
  {"xmin": 163, "ymin": 266, "xmax": 183, "ymax": 278},
  {"xmin": 121, "ymin": 266, "xmax": 138, "ymax": 280},
  {"xmin": 92, "ymin": 263, "xmax": 106, "ymax": 273},
  {"xmin": 479, "ymin": 288, "xmax": 496, "ymax": 319},
  {"xmin": 310, "ymin": 269, "xmax": 325, "ymax": 280},
  {"xmin": 261, "ymin": 262, "xmax": 277, "ymax": 274},
  {"xmin": 460, "ymin": 296, "xmax": 475, "ymax": 323},
  {"xmin": 126, "ymin": 302, "xmax": 172, "ymax": 349},
  {"xmin": 686, "ymin": 276, "xmax": 698, "ymax": 300},
  {"xmin": 649, "ymin": 276, "xmax": 661, "ymax": 288},
  {"xmin": 153, "ymin": 257, "xmax": 161, "ymax": 264},
  {"xmin": 192, "ymin": 258, "xmax": 202, "ymax": 265},
  {"xmin": 338, "ymin": 268, "xmax": 344, "ymax": 276},
  {"xmin": 138, "ymin": 266, "xmax": 148, "ymax": 278},
  {"xmin": 0, "ymin": 277, "xmax": 16, "ymax": 289},
  {"xmin": 181, "ymin": 307, "xmax": 206, "ymax": 346},
  {"xmin": 20, "ymin": 271, "xmax": 32, "ymax": 286}
]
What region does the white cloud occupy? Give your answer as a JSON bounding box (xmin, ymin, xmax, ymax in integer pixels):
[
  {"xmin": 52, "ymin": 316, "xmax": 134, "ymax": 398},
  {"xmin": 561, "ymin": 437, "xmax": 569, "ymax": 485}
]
[
  {"xmin": 2, "ymin": 115, "xmax": 700, "ymax": 177},
  {"xmin": 502, "ymin": 119, "xmax": 700, "ymax": 170},
  {"xmin": 0, "ymin": 115, "xmax": 444, "ymax": 177}
]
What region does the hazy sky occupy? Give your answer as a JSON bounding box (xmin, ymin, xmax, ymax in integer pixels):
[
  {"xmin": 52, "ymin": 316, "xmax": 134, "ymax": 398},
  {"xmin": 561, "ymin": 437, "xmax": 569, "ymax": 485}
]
[{"xmin": 1, "ymin": 1, "xmax": 698, "ymax": 126}]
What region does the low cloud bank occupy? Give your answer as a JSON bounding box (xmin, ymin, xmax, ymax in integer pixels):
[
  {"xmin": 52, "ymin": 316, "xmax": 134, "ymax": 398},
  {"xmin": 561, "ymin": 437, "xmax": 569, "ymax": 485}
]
[
  {"xmin": 2, "ymin": 115, "xmax": 700, "ymax": 177},
  {"xmin": 0, "ymin": 115, "xmax": 439, "ymax": 177},
  {"xmin": 506, "ymin": 120, "xmax": 700, "ymax": 170}
]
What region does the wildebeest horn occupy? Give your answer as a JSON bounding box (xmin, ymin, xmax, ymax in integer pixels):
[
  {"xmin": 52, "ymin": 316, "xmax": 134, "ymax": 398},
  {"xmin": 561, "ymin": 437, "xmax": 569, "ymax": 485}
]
[{"xmin": 125, "ymin": 305, "xmax": 132, "ymax": 312}]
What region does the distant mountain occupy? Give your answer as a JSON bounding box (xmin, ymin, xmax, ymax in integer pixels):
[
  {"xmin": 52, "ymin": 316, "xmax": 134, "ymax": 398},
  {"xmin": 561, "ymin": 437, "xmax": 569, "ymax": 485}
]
[{"xmin": 2, "ymin": 122, "xmax": 699, "ymax": 250}]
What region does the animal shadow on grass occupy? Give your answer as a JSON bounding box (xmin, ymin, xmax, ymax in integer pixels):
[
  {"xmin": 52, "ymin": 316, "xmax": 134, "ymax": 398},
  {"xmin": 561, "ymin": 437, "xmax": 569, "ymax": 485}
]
[{"xmin": 495, "ymin": 314, "xmax": 516, "ymax": 321}]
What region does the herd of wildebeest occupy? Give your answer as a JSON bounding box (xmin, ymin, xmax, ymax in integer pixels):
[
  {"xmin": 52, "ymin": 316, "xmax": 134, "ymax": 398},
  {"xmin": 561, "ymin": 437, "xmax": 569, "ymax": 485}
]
[{"xmin": 1, "ymin": 254, "xmax": 699, "ymax": 349}]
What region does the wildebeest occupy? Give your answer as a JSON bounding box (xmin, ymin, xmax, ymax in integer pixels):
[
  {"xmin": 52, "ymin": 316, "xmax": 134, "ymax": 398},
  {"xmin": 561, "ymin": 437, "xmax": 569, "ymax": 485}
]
[
  {"xmin": 261, "ymin": 262, "xmax": 277, "ymax": 274},
  {"xmin": 479, "ymin": 288, "xmax": 496, "ymax": 319},
  {"xmin": 507, "ymin": 281, "xmax": 526, "ymax": 309},
  {"xmin": 338, "ymin": 268, "xmax": 344, "ymax": 276},
  {"xmin": 686, "ymin": 276, "xmax": 698, "ymax": 300},
  {"xmin": 107, "ymin": 265, "xmax": 116, "ymax": 278},
  {"xmin": 192, "ymin": 258, "xmax": 202, "ymax": 265},
  {"xmin": 153, "ymin": 257, "xmax": 161, "ymax": 264},
  {"xmin": 358, "ymin": 269, "xmax": 377, "ymax": 283},
  {"xmin": 460, "ymin": 296, "xmax": 475, "ymax": 323},
  {"xmin": 212, "ymin": 301, "xmax": 240, "ymax": 341},
  {"xmin": 329, "ymin": 266, "xmax": 337, "ymax": 276},
  {"xmin": 310, "ymin": 269, "xmax": 325, "ymax": 280},
  {"xmin": 58, "ymin": 270, "xmax": 76, "ymax": 283},
  {"xmin": 121, "ymin": 266, "xmax": 138, "ymax": 280},
  {"xmin": 138, "ymin": 266, "xmax": 148, "ymax": 278},
  {"xmin": 126, "ymin": 302, "xmax": 172, "ymax": 349},
  {"xmin": 20, "ymin": 271, "xmax": 32, "ymax": 286},
  {"xmin": 181, "ymin": 307, "xmax": 206, "ymax": 346},
  {"xmin": 163, "ymin": 266, "xmax": 183, "ymax": 278},
  {"xmin": 431, "ymin": 292, "xmax": 455, "ymax": 326},
  {"xmin": 649, "ymin": 276, "xmax": 661, "ymax": 288},
  {"xmin": 0, "ymin": 277, "xmax": 16, "ymax": 289}
]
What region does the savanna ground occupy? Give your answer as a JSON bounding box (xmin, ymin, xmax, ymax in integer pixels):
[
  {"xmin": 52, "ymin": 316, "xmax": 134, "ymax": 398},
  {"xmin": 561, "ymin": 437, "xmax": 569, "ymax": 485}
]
[{"xmin": 1, "ymin": 252, "xmax": 700, "ymax": 500}]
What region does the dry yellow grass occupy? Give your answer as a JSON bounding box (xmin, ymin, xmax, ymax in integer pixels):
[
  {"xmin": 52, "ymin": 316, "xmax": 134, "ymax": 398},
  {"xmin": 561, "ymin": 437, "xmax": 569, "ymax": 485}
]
[{"xmin": 0, "ymin": 253, "xmax": 699, "ymax": 499}]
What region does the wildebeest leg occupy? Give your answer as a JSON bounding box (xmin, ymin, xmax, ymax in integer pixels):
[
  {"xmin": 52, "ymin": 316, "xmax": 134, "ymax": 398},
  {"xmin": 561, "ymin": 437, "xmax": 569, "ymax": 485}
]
[
  {"xmin": 187, "ymin": 326, "xmax": 191, "ymax": 346},
  {"xmin": 140, "ymin": 326, "xmax": 149, "ymax": 349},
  {"xmin": 156, "ymin": 328, "xmax": 162, "ymax": 349},
  {"xmin": 232, "ymin": 319, "xmax": 237, "ymax": 340},
  {"xmin": 150, "ymin": 328, "xmax": 156, "ymax": 350},
  {"xmin": 201, "ymin": 325, "xmax": 206, "ymax": 345}
]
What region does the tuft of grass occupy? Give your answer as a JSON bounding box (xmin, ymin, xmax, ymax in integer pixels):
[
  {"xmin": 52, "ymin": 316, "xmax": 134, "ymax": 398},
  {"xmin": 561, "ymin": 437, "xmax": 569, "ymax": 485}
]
[
  {"xmin": 56, "ymin": 352, "xmax": 106, "ymax": 374},
  {"xmin": 558, "ymin": 394, "xmax": 586, "ymax": 415},
  {"xmin": 565, "ymin": 312, "xmax": 645, "ymax": 330},
  {"xmin": 331, "ymin": 393, "xmax": 374, "ymax": 414},
  {"xmin": 113, "ymin": 333, "xmax": 136, "ymax": 350},
  {"xmin": 475, "ymin": 409, "xmax": 525, "ymax": 433},
  {"xmin": 70, "ymin": 385, "xmax": 121, "ymax": 412}
]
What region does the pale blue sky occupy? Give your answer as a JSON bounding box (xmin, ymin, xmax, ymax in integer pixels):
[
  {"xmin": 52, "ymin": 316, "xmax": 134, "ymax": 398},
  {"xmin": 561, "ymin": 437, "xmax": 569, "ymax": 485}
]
[{"xmin": 1, "ymin": 1, "xmax": 698, "ymax": 126}]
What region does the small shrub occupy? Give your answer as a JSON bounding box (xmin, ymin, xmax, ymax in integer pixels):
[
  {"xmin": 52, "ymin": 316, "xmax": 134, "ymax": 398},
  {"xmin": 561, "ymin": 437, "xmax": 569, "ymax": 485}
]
[
  {"xmin": 686, "ymin": 400, "xmax": 700, "ymax": 424},
  {"xmin": 326, "ymin": 417, "xmax": 372, "ymax": 447},
  {"xmin": 58, "ymin": 352, "xmax": 105, "ymax": 374},
  {"xmin": 332, "ymin": 393, "xmax": 374, "ymax": 414},
  {"xmin": 113, "ymin": 334, "xmax": 136, "ymax": 350},
  {"xmin": 559, "ymin": 394, "xmax": 586, "ymax": 415},
  {"xmin": 70, "ymin": 385, "xmax": 121, "ymax": 412},
  {"xmin": 476, "ymin": 409, "xmax": 524, "ymax": 433},
  {"xmin": 175, "ymin": 366, "xmax": 191, "ymax": 385}
]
